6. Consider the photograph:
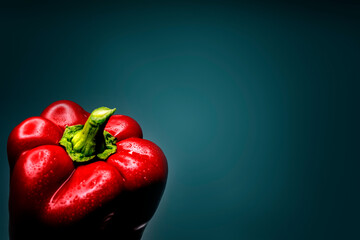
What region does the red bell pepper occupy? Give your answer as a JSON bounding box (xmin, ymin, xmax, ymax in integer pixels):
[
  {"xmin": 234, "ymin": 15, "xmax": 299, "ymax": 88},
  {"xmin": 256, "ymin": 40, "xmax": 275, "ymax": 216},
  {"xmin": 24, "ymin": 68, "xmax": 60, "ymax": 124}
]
[{"xmin": 8, "ymin": 100, "xmax": 168, "ymax": 240}]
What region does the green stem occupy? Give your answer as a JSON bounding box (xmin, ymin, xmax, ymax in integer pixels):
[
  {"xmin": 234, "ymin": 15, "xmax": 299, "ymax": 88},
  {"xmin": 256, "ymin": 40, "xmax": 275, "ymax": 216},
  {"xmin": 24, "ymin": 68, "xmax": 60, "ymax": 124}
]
[
  {"xmin": 59, "ymin": 107, "xmax": 118, "ymax": 163},
  {"xmin": 72, "ymin": 107, "xmax": 116, "ymax": 157}
]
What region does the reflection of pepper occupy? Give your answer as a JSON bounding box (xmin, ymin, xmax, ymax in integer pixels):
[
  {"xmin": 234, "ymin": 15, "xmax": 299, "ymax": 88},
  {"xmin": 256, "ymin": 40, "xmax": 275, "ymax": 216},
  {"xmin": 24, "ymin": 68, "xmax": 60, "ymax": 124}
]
[{"xmin": 8, "ymin": 100, "xmax": 168, "ymax": 240}]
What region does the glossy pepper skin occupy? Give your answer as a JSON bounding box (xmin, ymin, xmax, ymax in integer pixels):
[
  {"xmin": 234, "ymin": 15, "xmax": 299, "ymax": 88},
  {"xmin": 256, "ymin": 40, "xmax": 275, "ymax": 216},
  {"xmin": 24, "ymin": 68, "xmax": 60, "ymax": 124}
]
[{"xmin": 8, "ymin": 100, "xmax": 168, "ymax": 240}]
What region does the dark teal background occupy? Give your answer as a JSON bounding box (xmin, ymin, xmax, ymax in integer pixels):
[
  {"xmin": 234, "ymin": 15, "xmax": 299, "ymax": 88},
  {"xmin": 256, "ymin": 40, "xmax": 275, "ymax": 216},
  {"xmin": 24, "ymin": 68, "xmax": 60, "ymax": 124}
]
[{"xmin": 1, "ymin": 1, "xmax": 360, "ymax": 239}]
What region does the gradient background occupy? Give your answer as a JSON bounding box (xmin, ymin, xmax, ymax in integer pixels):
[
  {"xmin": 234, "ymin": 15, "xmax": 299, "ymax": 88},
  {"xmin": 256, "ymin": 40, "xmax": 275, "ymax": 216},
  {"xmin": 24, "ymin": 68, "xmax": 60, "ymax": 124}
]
[{"xmin": 1, "ymin": 1, "xmax": 359, "ymax": 239}]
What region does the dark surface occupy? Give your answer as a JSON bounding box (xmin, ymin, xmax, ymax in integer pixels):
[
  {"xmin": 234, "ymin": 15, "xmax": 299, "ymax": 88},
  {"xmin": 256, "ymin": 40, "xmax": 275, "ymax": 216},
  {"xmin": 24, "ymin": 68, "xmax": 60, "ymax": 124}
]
[{"xmin": 1, "ymin": 1, "xmax": 360, "ymax": 239}]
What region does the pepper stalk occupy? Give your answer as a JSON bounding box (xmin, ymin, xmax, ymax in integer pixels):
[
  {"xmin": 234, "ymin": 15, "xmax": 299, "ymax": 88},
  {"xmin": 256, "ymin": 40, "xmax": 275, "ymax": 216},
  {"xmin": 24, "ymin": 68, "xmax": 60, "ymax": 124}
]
[{"xmin": 59, "ymin": 107, "xmax": 117, "ymax": 163}]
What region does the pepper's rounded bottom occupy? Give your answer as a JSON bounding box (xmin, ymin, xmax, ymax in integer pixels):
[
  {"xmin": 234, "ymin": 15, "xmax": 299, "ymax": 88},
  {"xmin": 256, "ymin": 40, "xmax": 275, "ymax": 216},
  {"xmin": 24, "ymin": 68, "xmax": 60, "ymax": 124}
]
[{"xmin": 10, "ymin": 220, "xmax": 147, "ymax": 240}]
